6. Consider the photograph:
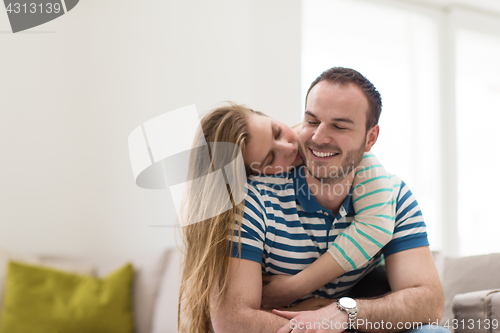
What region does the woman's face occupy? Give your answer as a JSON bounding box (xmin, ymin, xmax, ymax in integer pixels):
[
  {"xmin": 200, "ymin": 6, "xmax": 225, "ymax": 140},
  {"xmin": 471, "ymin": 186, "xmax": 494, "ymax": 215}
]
[{"xmin": 244, "ymin": 113, "xmax": 302, "ymax": 175}]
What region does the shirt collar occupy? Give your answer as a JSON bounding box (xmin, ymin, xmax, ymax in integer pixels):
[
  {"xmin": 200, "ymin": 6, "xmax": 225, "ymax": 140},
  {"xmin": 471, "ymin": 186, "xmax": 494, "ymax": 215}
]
[{"xmin": 291, "ymin": 166, "xmax": 355, "ymax": 218}]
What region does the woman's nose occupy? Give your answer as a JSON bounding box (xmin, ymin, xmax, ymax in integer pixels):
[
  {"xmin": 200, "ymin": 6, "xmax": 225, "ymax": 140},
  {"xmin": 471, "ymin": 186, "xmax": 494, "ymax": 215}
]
[{"xmin": 277, "ymin": 140, "xmax": 296, "ymax": 156}]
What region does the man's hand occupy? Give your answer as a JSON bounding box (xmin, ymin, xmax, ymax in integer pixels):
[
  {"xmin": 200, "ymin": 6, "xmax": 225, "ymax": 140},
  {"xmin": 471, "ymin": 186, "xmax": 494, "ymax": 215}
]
[
  {"xmin": 273, "ymin": 303, "xmax": 349, "ymax": 333},
  {"xmin": 262, "ymin": 274, "xmax": 305, "ymax": 308}
]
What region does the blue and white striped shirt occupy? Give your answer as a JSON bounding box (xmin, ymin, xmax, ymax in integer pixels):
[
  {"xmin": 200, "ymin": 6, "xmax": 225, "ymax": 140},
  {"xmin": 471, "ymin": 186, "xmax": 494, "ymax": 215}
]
[{"xmin": 231, "ymin": 166, "xmax": 429, "ymax": 299}]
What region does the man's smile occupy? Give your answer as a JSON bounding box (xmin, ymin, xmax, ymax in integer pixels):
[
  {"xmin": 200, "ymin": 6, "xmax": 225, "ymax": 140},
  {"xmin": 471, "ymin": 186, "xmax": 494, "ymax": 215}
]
[{"xmin": 309, "ymin": 148, "xmax": 340, "ymax": 159}]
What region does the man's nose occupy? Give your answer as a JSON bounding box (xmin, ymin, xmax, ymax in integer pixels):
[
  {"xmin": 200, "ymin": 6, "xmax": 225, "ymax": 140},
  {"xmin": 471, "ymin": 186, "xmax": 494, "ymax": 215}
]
[{"xmin": 312, "ymin": 123, "xmax": 332, "ymax": 145}]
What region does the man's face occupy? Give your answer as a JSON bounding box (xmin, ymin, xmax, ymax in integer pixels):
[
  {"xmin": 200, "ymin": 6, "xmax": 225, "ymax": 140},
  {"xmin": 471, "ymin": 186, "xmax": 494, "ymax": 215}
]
[{"xmin": 299, "ymin": 81, "xmax": 377, "ymax": 183}]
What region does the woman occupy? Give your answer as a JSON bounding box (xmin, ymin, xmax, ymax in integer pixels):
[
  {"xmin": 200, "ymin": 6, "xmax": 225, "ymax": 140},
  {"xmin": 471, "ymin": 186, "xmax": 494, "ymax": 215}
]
[
  {"xmin": 178, "ymin": 102, "xmax": 394, "ymax": 332},
  {"xmin": 177, "ymin": 103, "xmax": 309, "ymax": 333}
]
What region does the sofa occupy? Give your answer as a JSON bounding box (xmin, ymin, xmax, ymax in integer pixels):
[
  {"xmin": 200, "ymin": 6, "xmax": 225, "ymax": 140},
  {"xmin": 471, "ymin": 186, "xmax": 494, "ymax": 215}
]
[
  {"xmin": 1, "ymin": 247, "xmax": 498, "ymax": 333},
  {"xmin": 348, "ymin": 252, "xmax": 500, "ymax": 332},
  {"xmin": 344, "ymin": 251, "xmax": 500, "ymax": 332},
  {"xmin": 433, "ymin": 252, "xmax": 500, "ymax": 333},
  {"xmin": 0, "ymin": 247, "xmax": 182, "ymax": 333}
]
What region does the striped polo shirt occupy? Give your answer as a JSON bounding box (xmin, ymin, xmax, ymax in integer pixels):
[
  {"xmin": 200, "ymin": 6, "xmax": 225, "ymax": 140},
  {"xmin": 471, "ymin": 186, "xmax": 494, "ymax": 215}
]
[{"xmin": 231, "ymin": 165, "xmax": 429, "ymax": 299}]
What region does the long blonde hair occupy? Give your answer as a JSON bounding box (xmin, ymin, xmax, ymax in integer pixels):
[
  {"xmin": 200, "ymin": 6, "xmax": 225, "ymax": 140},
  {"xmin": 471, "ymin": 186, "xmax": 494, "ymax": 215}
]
[{"xmin": 178, "ymin": 103, "xmax": 260, "ymax": 333}]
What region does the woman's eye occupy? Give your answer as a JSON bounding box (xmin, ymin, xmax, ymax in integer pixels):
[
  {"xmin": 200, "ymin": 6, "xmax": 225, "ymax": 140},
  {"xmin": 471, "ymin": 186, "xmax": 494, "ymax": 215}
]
[
  {"xmin": 269, "ymin": 152, "xmax": 275, "ymax": 165},
  {"xmin": 307, "ymin": 120, "xmax": 319, "ymax": 125},
  {"xmin": 275, "ymin": 127, "xmax": 282, "ymax": 139}
]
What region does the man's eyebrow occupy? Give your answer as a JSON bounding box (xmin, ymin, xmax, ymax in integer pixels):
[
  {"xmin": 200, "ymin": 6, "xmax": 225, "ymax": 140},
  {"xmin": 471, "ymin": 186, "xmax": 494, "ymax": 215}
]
[
  {"xmin": 259, "ymin": 122, "xmax": 274, "ymax": 167},
  {"xmin": 305, "ymin": 111, "xmax": 354, "ymax": 125},
  {"xmin": 331, "ymin": 117, "xmax": 354, "ymax": 124},
  {"xmin": 304, "ymin": 111, "xmax": 317, "ymax": 118}
]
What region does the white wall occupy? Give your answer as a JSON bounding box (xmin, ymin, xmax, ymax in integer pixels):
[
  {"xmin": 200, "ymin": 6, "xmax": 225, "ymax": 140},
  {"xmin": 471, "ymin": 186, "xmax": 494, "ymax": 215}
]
[{"xmin": 0, "ymin": 0, "xmax": 302, "ymax": 257}]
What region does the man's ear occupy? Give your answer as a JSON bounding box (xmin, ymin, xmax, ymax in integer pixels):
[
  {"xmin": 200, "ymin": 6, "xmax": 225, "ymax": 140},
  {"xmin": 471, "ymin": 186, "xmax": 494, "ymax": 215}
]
[{"xmin": 365, "ymin": 124, "xmax": 379, "ymax": 152}]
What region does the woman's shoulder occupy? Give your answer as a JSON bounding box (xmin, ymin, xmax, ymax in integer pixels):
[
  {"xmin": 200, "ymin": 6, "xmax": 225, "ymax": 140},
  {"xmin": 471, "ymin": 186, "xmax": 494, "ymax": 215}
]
[
  {"xmin": 247, "ymin": 172, "xmax": 295, "ymax": 197},
  {"xmin": 248, "ymin": 172, "xmax": 293, "ymax": 185}
]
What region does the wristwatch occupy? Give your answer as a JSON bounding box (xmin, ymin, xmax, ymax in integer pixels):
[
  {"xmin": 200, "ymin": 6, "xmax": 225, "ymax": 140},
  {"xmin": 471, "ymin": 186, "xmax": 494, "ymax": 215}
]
[{"xmin": 337, "ymin": 297, "xmax": 358, "ymax": 330}]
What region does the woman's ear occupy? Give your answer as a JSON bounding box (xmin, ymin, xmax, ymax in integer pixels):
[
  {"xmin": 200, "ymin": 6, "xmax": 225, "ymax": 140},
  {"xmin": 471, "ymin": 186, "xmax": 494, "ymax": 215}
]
[{"xmin": 365, "ymin": 124, "xmax": 379, "ymax": 152}]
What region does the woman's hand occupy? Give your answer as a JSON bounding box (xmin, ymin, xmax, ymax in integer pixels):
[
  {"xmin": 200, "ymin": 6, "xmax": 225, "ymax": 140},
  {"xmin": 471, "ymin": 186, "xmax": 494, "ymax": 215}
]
[
  {"xmin": 262, "ymin": 274, "xmax": 307, "ymax": 308},
  {"xmin": 274, "ymin": 303, "xmax": 348, "ymax": 333}
]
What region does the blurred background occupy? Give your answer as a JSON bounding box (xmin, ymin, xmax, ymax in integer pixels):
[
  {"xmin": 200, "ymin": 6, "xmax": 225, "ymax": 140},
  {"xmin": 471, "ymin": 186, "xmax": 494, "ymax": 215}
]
[{"xmin": 0, "ymin": 0, "xmax": 498, "ymax": 258}]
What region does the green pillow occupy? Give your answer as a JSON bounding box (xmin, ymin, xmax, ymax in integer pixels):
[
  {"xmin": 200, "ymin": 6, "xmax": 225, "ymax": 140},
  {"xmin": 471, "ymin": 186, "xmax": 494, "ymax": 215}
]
[{"xmin": 0, "ymin": 261, "xmax": 135, "ymax": 333}]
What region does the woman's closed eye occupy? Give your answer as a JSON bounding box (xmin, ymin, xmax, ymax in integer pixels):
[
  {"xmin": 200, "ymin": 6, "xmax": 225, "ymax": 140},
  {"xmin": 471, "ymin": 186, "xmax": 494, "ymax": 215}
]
[
  {"xmin": 266, "ymin": 127, "xmax": 282, "ymax": 166},
  {"xmin": 268, "ymin": 151, "xmax": 275, "ymax": 166},
  {"xmin": 275, "ymin": 126, "xmax": 282, "ymax": 139}
]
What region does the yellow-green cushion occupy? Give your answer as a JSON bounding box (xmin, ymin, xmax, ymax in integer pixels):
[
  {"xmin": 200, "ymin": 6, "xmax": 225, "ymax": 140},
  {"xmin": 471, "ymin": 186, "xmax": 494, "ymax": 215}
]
[{"xmin": 0, "ymin": 261, "xmax": 135, "ymax": 333}]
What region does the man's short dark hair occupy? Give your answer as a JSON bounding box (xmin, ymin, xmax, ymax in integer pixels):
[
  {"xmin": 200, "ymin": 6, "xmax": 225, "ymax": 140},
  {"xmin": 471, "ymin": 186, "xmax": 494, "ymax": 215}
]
[{"xmin": 306, "ymin": 67, "xmax": 382, "ymax": 131}]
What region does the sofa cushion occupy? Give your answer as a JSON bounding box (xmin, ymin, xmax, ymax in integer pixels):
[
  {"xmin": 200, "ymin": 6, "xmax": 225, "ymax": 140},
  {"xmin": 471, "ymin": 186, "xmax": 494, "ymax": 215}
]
[
  {"xmin": 80, "ymin": 250, "xmax": 170, "ymax": 333},
  {"xmin": 492, "ymin": 292, "xmax": 500, "ymax": 333},
  {"xmin": 452, "ymin": 289, "xmax": 500, "ymax": 333},
  {"xmin": 441, "ymin": 253, "xmax": 500, "ymax": 327},
  {"xmin": 0, "ymin": 248, "xmax": 171, "ymax": 333},
  {"xmin": 0, "ymin": 261, "xmax": 134, "ymax": 333},
  {"xmin": 0, "ymin": 247, "xmax": 94, "ymax": 322}
]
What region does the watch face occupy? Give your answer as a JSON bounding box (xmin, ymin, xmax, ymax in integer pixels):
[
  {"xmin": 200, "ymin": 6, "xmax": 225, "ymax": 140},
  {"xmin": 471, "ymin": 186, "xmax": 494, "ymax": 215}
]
[{"xmin": 339, "ymin": 297, "xmax": 356, "ymax": 309}]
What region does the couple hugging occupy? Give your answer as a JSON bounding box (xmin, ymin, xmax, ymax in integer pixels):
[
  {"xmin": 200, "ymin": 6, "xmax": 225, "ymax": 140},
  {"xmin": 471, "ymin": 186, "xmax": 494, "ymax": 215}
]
[{"xmin": 178, "ymin": 67, "xmax": 449, "ymax": 333}]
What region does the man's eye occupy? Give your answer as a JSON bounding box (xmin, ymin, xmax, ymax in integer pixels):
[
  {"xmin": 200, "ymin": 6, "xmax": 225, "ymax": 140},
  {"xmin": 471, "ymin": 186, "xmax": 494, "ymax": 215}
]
[{"xmin": 334, "ymin": 125, "xmax": 347, "ymax": 130}]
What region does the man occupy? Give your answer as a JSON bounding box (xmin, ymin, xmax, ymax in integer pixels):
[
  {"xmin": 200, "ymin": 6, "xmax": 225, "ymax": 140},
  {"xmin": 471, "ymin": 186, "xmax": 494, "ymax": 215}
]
[{"xmin": 210, "ymin": 67, "xmax": 448, "ymax": 332}]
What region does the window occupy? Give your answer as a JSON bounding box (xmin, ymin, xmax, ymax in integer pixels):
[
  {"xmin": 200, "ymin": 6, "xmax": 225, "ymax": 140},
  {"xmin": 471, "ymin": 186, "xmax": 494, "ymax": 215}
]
[
  {"xmin": 302, "ymin": 0, "xmax": 442, "ymax": 250},
  {"xmin": 303, "ymin": 0, "xmax": 500, "ymax": 256},
  {"xmin": 455, "ymin": 13, "xmax": 500, "ymax": 256}
]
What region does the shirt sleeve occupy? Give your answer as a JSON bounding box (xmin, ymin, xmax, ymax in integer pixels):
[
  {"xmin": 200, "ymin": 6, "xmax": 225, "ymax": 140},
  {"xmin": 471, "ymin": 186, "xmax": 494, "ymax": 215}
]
[
  {"xmin": 230, "ymin": 180, "xmax": 267, "ymax": 264},
  {"xmin": 382, "ymin": 179, "xmax": 430, "ymax": 257},
  {"xmin": 327, "ymin": 153, "xmax": 396, "ymax": 271}
]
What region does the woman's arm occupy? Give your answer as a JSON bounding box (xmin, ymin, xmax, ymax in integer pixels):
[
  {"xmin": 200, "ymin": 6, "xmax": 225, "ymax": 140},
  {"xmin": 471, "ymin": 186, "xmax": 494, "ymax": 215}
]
[
  {"xmin": 327, "ymin": 153, "xmax": 395, "ymax": 272},
  {"xmin": 211, "ymin": 258, "xmax": 289, "ymax": 333},
  {"xmin": 261, "ymin": 253, "xmax": 344, "ymax": 308}
]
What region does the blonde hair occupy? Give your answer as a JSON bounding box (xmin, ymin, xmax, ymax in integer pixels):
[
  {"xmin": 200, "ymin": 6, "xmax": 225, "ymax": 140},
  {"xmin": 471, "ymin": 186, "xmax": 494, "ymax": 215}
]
[{"xmin": 178, "ymin": 103, "xmax": 260, "ymax": 333}]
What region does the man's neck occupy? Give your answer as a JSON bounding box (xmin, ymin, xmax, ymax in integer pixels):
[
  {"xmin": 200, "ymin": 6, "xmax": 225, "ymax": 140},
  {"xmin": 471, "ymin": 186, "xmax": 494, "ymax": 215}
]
[{"xmin": 305, "ymin": 170, "xmax": 355, "ymax": 216}]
